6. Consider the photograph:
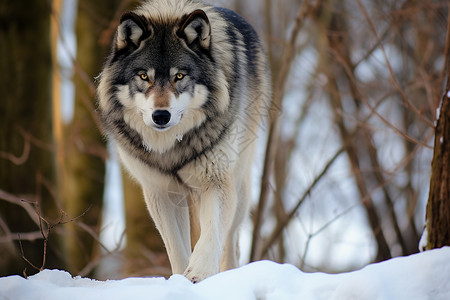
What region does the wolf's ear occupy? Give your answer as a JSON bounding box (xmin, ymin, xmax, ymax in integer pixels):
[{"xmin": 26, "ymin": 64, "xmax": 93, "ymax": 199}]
[
  {"xmin": 178, "ymin": 9, "xmax": 211, "ymax": 51},
  {"xmin": 116, "ymin": 12, "xmax": 149, "ymax": 51}
]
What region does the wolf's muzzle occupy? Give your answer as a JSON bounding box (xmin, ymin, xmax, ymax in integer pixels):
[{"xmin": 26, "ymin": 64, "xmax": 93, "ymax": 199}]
[{"xmin": 152, "ymin": 110, "xmax": 171, "ymax": 126}]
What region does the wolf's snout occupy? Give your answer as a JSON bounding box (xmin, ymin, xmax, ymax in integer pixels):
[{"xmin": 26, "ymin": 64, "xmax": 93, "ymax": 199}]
[{"xmin": 152, "ymin": 110, "xmax": 171, "ymax": 126}]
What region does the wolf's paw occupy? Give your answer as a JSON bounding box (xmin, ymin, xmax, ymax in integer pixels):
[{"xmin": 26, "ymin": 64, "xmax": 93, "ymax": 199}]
[{"xmin": 184, "ymin": 263, "xmax": 218, "ymax": 283}]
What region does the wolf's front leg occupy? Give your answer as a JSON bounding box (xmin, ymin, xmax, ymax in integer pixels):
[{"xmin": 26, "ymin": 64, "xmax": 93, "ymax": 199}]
[
  {"xmin": 183, "ymin": 178, "xmax": 237, "ymax": 283},
  {"xmin": 143, "ymin": 190, "xmax": 191, "ymax": 274}
]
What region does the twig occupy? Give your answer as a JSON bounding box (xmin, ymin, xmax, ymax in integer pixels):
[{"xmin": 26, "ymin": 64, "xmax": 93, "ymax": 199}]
[
  {"xmin": 15, "ymin": 199, "xmax": 91, "ymax": 275},
  {"xmin": 18, "ymin": 234, "xmax": 41, "ymax": 273}
]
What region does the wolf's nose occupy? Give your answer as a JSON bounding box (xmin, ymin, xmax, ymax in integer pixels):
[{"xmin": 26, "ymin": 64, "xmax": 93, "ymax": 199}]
[{"xmin": 152, "ymin": 110, "xmax": 171, "ymax": 126}]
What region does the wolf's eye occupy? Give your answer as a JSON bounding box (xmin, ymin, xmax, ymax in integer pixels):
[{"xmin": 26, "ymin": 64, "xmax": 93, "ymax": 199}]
[
  {"xmin": 175, "ymin": 73, "xmax": 184, "ymax": 81},
  {"xmin": 139, "ymin": 73, "xmax": 149, "ymax": 81}
]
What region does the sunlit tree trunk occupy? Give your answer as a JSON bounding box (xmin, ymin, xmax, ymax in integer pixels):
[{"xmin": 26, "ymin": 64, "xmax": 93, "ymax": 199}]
[
  {"xmin": 62, "ymin": 0, "xmax": 117, "ymax": 274},
  {"xmin": 0, "ymin": 0, "xmax": 64, "ymax": 276}
]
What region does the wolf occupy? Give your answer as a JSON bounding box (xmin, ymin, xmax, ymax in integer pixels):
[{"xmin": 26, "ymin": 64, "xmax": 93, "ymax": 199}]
[{"xmin": 97, "ymin": 0, "xmax": 271, "ymax": 282}]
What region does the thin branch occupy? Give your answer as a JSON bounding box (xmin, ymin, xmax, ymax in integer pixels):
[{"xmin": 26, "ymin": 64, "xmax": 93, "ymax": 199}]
[
  {"xmin": 0, "ymin": 126, "xmax": 55, "ymax": 165},
  {"xmin": 79, "ymin": 229, "xmax": 126, "ymax": 277},
  {"xmin": 0, "ymin": 133, "xmax": 30, "ymax": 165},
  {"xmin": 0, "ymin": 232, "xmax": 44, "ymax": 243},
  {"xmin": 260, "ymin": 148, "xmax": 344, "ymax": 258},
  {"xmin": 0, "ymin": 189, "xmax": 40, "ymax": 226}
]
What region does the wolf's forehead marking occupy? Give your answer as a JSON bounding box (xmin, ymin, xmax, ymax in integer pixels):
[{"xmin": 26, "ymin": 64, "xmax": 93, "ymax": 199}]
[
  {"xmin": 170, "ymin": 67, "xmax": 180, "ymax": 76},
  {"xmin": 146, "ymin": 68, "xmax": 156, "ymax": 78}
]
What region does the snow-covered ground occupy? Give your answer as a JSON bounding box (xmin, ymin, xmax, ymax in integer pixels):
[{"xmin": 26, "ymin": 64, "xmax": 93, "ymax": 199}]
[{"xmin": 1, "ymin": 247, "xmax": 449, "ymax": 300}]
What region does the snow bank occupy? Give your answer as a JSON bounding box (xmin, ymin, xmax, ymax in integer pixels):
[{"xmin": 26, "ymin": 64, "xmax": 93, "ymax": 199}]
[{"xmin": 1, "ymin": 247, "xmax": 449, "ymax": 300}]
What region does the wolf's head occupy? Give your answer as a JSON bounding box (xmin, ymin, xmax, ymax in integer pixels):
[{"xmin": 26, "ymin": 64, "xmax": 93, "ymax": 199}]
[
  {"xmin": 117, "ymin": 9, "xmax": 212, "ymax": 130},
  {"xmin": 99, "ymin": 6, "xmax": 227, "ymax": 152}
]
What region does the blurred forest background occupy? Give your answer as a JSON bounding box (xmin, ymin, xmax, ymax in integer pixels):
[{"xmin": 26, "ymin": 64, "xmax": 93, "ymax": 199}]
[{"xmin": 0, "ymin": 0, "xmax": 448, "ymax": 279}]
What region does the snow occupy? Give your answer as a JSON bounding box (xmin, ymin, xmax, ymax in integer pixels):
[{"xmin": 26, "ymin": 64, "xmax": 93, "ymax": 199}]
[
  {"xmin": 418, "ymin": 226, "xmax": 428, "ymax": 252},
  {"xmin": 1, "ymin": 248, "xmax": 449, "ymax": 300}
]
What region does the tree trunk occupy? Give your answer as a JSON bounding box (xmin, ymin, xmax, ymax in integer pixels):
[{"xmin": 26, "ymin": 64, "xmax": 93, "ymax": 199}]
[
  {"xmin": 426, "ymin": 94, "xmax": 450, "ymax": 248},
  {"xmin": 0, "ymin": 0, "xmax": 64, "ymax": 276},
  {"xmin": 425, "ymin": 20, "xmax": 450, "ymax": 248}
]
